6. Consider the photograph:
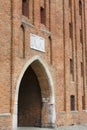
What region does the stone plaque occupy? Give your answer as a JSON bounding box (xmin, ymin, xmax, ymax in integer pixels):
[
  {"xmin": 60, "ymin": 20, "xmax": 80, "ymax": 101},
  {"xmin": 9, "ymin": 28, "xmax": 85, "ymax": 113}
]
[{"xmin": 30, "ymin": 33, "xmax": 45, "ymax": 52}]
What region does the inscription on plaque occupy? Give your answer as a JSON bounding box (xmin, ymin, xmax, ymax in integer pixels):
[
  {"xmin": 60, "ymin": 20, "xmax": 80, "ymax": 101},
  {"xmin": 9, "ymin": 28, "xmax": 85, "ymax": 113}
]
[{"xmin": 30, "ymin": 33, "xmax": 45, "ymax": 52}]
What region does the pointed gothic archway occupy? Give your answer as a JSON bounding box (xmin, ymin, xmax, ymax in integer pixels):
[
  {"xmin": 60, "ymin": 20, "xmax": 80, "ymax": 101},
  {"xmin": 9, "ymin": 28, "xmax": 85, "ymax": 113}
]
[
  {"xmin": 18, "ymin": 66, "xmax": 42, "ymax": 127},
  {"xmin": 12, "ymin": 56, "xmax": 56, "ymax": 129}
]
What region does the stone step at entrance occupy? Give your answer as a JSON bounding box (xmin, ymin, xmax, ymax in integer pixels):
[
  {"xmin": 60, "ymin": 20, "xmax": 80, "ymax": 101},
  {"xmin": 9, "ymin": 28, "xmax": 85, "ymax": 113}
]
[{"xmin": 13, "ymin": 127, "xmax": 53, "ymax": 130}]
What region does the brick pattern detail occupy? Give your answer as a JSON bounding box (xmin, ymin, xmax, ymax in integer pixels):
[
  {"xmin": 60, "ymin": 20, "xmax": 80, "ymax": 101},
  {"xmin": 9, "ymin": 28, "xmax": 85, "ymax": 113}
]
[{"xmin": 0, "ymin": 0, "xmax": 87, "ymax": 129}]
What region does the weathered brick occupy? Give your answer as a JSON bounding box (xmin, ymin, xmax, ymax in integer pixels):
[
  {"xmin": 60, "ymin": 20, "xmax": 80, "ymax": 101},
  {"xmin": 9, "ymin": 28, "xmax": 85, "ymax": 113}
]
[{"xmin": 0, "ymin": 0, "xmax": 87, "ymax": 129}]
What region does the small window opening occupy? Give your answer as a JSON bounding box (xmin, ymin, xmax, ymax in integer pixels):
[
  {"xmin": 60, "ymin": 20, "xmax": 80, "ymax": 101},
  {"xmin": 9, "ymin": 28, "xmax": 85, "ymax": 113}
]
[
  {"xmin": 69, "ymin": 23, "xmax": 72, "ymax": 39},
  {"xmin": 70, "ymin": 95, "xmax": 75, "ymax": 111},
  {"xmin": 80, "ymin": 29, "xmax": 83, "ymax": 44},
  {"xmin": 70, "ymin": 59, "xmax": 74, "ymax": 81},
  {"xmin": 82, "ymin": 96, "xmax": 85, "ymax": 110},
  {"xmin": 79, "ymin": 0, "xmax": 82, "ymax": 15},
  {"xmin": 70, "ymin": 59, "xmax": 73, "ymax": 74},
  {"xmin": 22, "ymin": 0, "xmax": 28, "ymax": 17},
  {"xmin": 40, "ymin": 7, "xmax": 45, "ymax": 24},
  {"xmin": 81, "ymin": 62, "xmax": 83, "ymax": 77},
  {"xmin": 69, "ymin": 0, "xmax": 71, "ymax": 8}
]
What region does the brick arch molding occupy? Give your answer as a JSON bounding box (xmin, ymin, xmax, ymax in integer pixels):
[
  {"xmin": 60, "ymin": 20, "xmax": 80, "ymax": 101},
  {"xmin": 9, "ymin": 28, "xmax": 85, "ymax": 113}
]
[{"xmin": 12, "ymin": 55, "xmax": 56, "ymax": 129}]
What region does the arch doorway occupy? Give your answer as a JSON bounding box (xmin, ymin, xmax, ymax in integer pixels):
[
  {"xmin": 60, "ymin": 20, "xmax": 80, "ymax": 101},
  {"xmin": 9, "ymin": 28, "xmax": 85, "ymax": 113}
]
[
  {"xmin": 13, "ymin": 56, "xmax": 56, "ymax": 129},
  {"xmin": 18, "ymin": 66, "xmax": 42, "ymax": 127}
]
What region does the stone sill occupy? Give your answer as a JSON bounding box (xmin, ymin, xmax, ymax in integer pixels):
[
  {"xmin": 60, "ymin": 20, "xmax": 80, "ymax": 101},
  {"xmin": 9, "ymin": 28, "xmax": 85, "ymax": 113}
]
[
  {"xmin": 71, "ymin": 111, "xmax": 78, "ymax": 114},
  {"xmin": 70, "ymin": 81, "xmax": 75, "ymax": 84},
  {"xmin": 82, "ymin": 110, "xmax": 87, "ymax": 112},
  {"xmin": 21, "ymin": 16, "xmax": 51, "ymax": 37},
  {"xmin": 21, "ymin": 18, "xmax": 34, "ymax": 28},
  {"xmin": 58, "ymin": 111, "xmax": 66, "ymax": 115},
  {"xmin": 0, "ymin": 113, "xmax": 11, "ymax": 117},
  {"xmin": 40, "ymin": 28, "xmax": 51, "ymax": 36}
]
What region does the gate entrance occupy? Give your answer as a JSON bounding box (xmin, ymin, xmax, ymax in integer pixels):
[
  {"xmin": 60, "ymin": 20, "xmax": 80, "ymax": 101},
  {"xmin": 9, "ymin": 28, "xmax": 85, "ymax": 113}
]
[
  {"xmin": 13, "ymin": 57, "xmax": 56, "ymax": 129},
  {"xmin": 18, "ymin": 66, "xmax": 42, "ymax": 127}
]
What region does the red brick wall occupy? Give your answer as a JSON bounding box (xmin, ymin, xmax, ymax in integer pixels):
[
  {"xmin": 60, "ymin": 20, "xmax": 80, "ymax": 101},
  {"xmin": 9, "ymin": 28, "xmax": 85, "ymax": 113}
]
[
  {"xmin": 0, "ymin": 0, "xmax": 12, "ymax": 129},
  {"xmin": 0, "ymin": 0, "xmax": 11, "ymax": 113},
  {"xmin": 0, "ymin": 0, "xmax": 87, "ymax": 129},
  {"xmin": 0, "ymin": 116, "xmax": 11, "ymax": 130},
  {"xmin": 56, "ymin": 0, "xmax": 87, "ymax": 126}
]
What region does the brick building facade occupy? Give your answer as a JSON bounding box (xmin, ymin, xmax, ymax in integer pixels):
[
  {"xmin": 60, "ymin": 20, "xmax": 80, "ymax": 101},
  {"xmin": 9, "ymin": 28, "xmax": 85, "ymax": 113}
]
[{"xmin": 0, "ymin": 0, "xmax": 87, "ymax": 130}]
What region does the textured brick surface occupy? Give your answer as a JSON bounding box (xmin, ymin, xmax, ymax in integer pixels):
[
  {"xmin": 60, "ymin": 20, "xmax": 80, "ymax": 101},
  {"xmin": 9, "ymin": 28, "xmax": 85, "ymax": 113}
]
[{"xmin": 0, "ymin": 0, "xmax": 87, "ymax": 130}]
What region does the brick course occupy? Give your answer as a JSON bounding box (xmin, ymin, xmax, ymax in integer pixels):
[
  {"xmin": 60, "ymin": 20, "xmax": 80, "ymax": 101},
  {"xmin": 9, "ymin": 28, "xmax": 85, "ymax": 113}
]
[{"xmin": 0, "ymin": 0, "xmax": 87, "ymax": 129}]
